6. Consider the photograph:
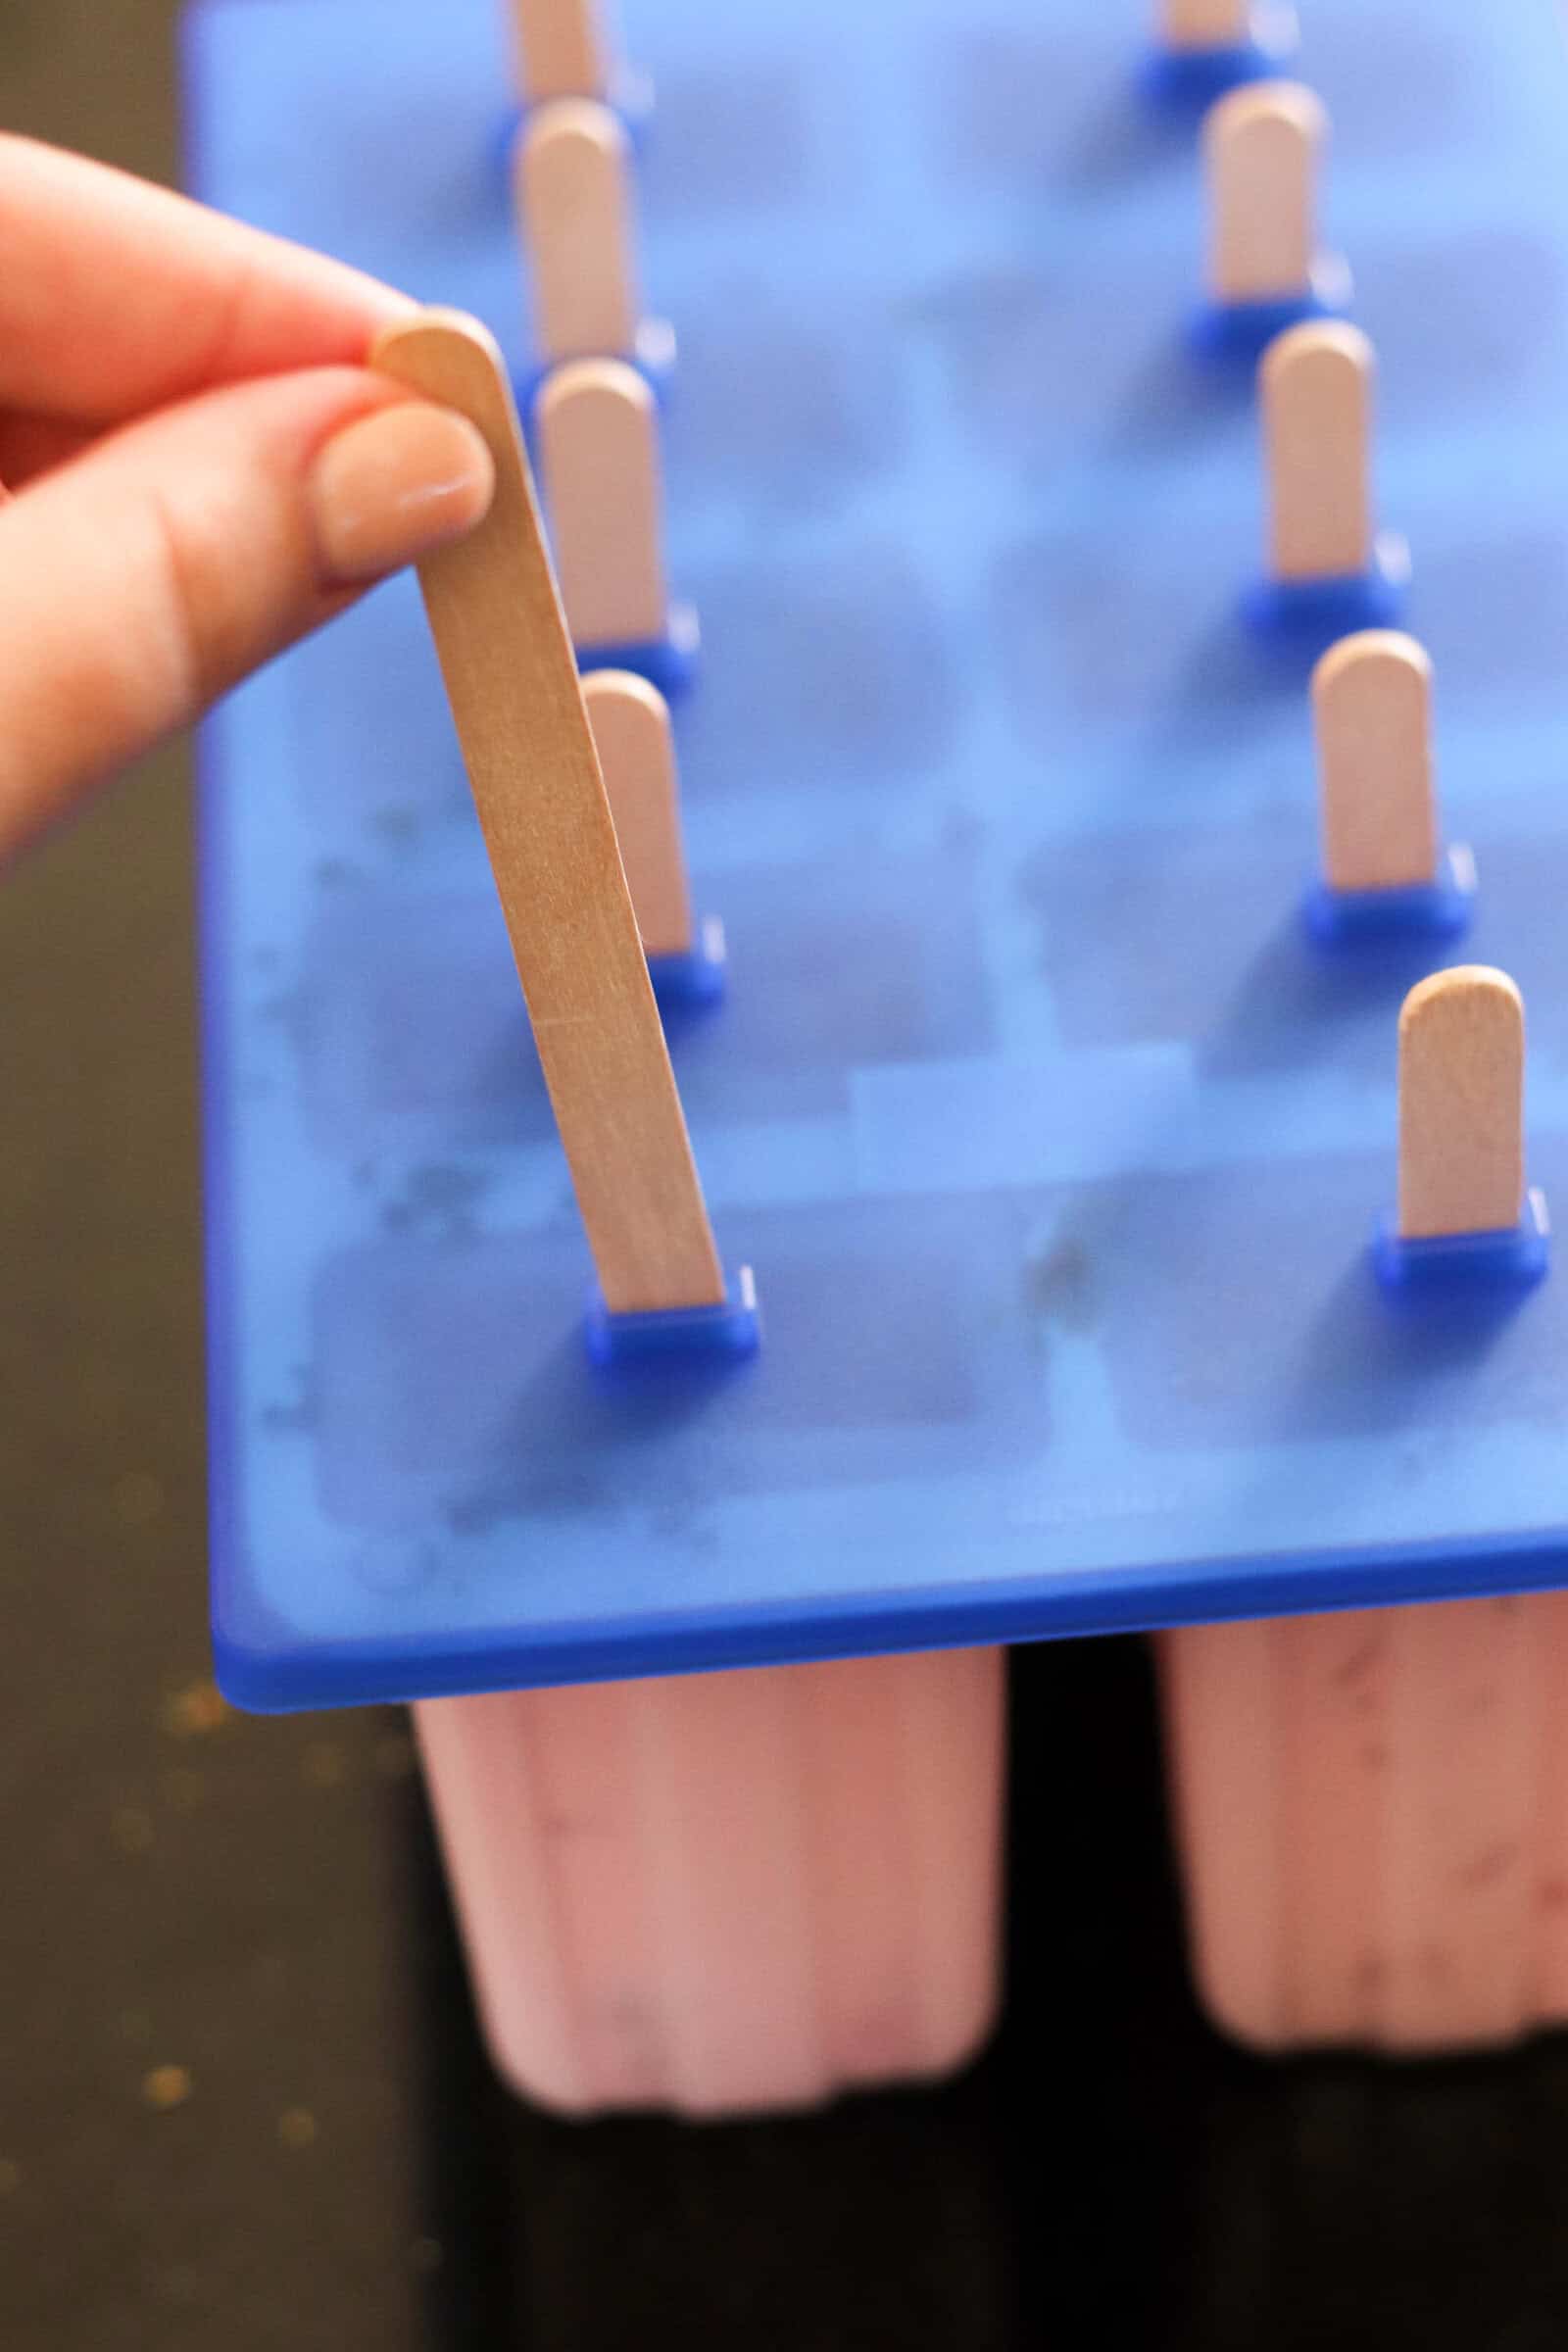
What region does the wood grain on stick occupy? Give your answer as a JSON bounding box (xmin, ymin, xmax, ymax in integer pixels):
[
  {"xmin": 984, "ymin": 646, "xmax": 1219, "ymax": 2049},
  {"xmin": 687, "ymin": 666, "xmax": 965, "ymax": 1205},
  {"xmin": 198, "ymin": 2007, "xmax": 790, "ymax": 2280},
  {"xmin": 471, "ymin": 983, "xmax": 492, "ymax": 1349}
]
[
  {"xmin": 1161, "ymin": 0, "xmax": 1250, "ymax": 48},
  {"xmin": 1205, "ymin": 81, "xmax": 1325, "ymax": 304},
  {"xmin": 371, "ymin": 311, "xmax": 723, "ymax": 1312},
  {"xmin": 1397, "ymin": 967, "xmax": 1526, "ymax": 1239},
  {"xmin": 537, "ymin": 358, "xmax": 667, "ymax": 649},
  {"xmin": 1262, "ymin": 319, "xmax": 1373, "ymax": 580},
  {"xmin": 582, "ymin": 672, "xmax": 694, "ymax": 956},
  {"xmin": 516, "ymin": 100, "xmax": 639, "ymax": 366},
  {"xmin": 1313, "ymin": 632, "xmax": 1437, "ymax": 893},
  {"xmin": 508, "ymin": 0, "xmax": 608, "ymax": 105}
]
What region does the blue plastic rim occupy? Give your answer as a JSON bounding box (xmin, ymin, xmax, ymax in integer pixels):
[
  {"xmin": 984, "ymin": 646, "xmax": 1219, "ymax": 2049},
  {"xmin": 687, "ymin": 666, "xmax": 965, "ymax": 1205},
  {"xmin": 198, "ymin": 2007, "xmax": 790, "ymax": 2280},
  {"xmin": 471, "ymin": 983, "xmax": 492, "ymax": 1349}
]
[
  {"xmin": 649, "ymin": 915, "xmax": 727, "ymax": 1011},
  {"xmin": 585, "ymin": 1263, "xmax": 762, "ymax": 1369},
  {"xmin": 1374, "ymin": 1190, "xmax": 1551, "ymax": 1292},
  {"xmin": 1188, "ymin": 253, "xmax": 1352, "ymax": 367},
  {"xmin": 489, "ymin": 67, "xmax": 656, "ymax": 179},
  {"xmin": 1302, "ymin": 845, "xmax": 1477, "ymax": 946},
  {"xmin": 190, "ymin": 0, "xmax": 1568, "ymax": 1710},
  {"xmin": 515, "ymin": 316, "xmax": 677, "ymax": 417},
  {"xmin": 575, "ymin": 601, "xmax": 700, "ymax": 700},
  {"xmin": 1139, "ymin": 2, "xmax": 1298, "ymax": 109},
  {"xmin": 1243, "ymin": 531, "xmax": 1410, "ymax": 647}
]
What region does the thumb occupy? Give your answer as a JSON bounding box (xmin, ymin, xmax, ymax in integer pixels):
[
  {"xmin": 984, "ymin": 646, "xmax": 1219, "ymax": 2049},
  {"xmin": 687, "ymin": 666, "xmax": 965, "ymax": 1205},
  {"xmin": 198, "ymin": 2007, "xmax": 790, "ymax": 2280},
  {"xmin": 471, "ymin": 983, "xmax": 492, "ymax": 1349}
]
[{"xmin": 0, "ymin": 366, "xmax": 494, "ymax": 859}]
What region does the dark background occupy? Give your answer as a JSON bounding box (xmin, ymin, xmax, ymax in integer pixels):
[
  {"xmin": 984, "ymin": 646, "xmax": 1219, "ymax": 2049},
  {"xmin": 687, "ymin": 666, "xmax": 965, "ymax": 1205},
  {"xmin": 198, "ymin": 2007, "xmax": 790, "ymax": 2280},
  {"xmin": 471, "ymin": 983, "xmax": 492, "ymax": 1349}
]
[{"xmin": 8, "ymin": 4, "xmax": 1568, "ymax": 2346}]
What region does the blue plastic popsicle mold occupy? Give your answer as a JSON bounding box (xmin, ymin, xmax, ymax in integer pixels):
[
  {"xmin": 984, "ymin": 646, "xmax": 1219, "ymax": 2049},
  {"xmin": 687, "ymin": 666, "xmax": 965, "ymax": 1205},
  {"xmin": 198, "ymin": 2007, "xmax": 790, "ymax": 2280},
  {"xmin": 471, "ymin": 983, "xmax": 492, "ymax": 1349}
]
[
  {"xmin": 1301, "ymin": 845, "xmax": 1476, "ymax": 949},
  {"xmin": 1139, "ymin": 4, "xmax": 1299, "ymax": 111},
  {"xmin": 187, "ymin": 0, "xmax": 1568, "ymax": 1710},
  {"xmin": 1374, "ymin": 1191, "xmax": 1552, "ymax": 1293},
  {"xmin": 1187, "ymin": 267, "xmax": 1349, "ymax": 368}
]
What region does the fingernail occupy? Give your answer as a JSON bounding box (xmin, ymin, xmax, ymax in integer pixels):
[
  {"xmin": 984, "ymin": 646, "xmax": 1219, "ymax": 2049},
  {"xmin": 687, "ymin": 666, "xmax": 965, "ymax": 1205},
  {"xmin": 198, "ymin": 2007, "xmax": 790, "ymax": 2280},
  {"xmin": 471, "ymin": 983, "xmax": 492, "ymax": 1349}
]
[{"xmin": 310, "ymin": 402, "xmax": 495, "ymax": 584}]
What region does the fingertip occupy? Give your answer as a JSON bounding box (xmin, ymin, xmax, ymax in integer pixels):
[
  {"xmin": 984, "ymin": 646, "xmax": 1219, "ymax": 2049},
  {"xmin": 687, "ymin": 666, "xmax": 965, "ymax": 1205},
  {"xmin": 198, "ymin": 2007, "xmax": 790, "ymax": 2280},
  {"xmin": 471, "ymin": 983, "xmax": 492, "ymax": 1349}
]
[{"xmin": 308, "ymin": 400, "xmax": 496, "ymax": 585}]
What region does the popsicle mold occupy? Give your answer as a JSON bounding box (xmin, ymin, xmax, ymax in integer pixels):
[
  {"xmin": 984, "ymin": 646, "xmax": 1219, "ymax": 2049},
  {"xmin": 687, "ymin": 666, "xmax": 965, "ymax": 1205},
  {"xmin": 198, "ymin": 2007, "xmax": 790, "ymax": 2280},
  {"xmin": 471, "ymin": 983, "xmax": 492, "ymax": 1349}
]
[
  {"xmin": 416, "ymin": 1643, "xmax": 1004, "ymax": 2116},
  {"xmin": 1159, "ymin": 1595, "xmax": 1568, "ymax": 2052}
]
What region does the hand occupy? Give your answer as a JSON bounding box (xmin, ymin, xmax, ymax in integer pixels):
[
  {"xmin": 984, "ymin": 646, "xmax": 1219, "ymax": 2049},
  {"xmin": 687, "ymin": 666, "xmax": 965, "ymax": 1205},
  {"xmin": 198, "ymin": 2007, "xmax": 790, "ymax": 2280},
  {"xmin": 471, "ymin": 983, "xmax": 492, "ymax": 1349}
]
[{"xmin": 0, "ymin": 136, "xmax": 496, "ymax": 861}]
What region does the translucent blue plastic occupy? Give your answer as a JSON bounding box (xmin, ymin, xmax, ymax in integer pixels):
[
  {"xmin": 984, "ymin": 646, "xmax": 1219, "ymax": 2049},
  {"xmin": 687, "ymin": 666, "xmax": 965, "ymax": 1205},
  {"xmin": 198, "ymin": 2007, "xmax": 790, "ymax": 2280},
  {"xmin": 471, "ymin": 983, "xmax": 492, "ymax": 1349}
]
[
  {"xmin": 188, "ymin": 0, "xmax": 1568, "ymax": 1711},
  {"xmin": 490, "ymin": 72, "xmax": 656, "ymax": 183},
  {"xmin": 585, "ymin": 1264, "xmax": 761, "ymax": 1369},
  {"xmin": 648, "ymin": 915, "xmax": 728, "ymax": 1011},
  {"xmin": 514, "ymin": 317, "xmax": 677, "ymax": 419},
  {"xmin": 1302, "ymin": 846, "xmax": 1476, "ymax": 947},
  {"xmin": 575, "ymin": 604, "xmax": 700, "ymax": 701},
  {"xmin": 1243, "ymin": 532, "xmax": 1410, "ymax": 645},
  {"xmin": 1374, "ymin": 1191, "xmax": 1551, "ymax": 1291},
  {"xmin": 1188, "ymin": 252, "xmax": 1351, "ymax": 366},
  {"xmin": 1139, "ymin": 6, "xmax": 1299, "ymax": 110},
  {"xmin": 1141, "ymin": 42, "xmax": 1290, "ymax": 112}
]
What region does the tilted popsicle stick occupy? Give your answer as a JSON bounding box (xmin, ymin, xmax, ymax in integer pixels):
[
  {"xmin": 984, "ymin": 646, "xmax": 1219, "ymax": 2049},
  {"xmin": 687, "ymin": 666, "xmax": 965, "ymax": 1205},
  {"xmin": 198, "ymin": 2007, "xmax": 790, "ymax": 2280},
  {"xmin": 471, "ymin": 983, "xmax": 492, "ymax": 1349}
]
[
  {"xmin": 1312, "ymin": 632, "xmax": 1438, "ymax": 893},
  {"xmin": 536, "ymin": 358, "xmax": 668, "ymax": 648},
  {"xmin": 516, "ymin": 100, "xmax": 640, "ymax": 366},
  {"xmin": 1261, "ymin": 320, "xmax": 1374, "ymax": 580},
  {"xmin": 582, "ymin": 671, "xmax": 695, "ymax": 956},
  {"xmin": 508, "ymin": 0, "xmax": 609, "ymax": 105},
  {"xmin": 1204, "ymin": 81, "xmax": 1326, "ymax": 305},
  {"xmin": 372, "ymin": 311, "xmax": 723, "ymax": 1313},
  {"xmin": 1160, "ymin": 0, "xmax": 1251, "ymax": 47},
  {"xmin": 1397, "ymin": 967, "xmax": 1526, "ymax": 1239}
]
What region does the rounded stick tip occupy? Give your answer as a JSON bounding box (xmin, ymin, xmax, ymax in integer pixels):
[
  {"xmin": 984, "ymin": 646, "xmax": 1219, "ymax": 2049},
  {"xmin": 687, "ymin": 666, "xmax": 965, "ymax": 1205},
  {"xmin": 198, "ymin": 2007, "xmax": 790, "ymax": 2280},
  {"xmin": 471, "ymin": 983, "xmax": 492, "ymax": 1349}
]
[
  {"xmin": 371, "ymin": 307, "xmax": 507, "ymax": 377},
  {"xmin": 1399, "ymin": 963, "xmax": 1522, "ymax": 1043},
  {"xmin": 581, "ymin": 666, "xmax": 668, "ymax": 723},
  {"xmin": 520, "ymin": 93, "xmax": 629, "ymax": 163},
  {"xmin": 536, "ymin": 353, "xmax": 654, "ymax": 422},
  {"xmin": 1313, "ymin": 631, "xmax": 1438, "ymax": 894},
  {"xmin": 1397, "ymin": 966, "xmax": 1527, "ymax": 1240},
  {"xmin": 1312, "ymin": 628, "xmax": 1430, "ymax": 701},
  {"xmin": 1203, "ymin": 75, "xmax": 1326, "ymax": 154},
  {"xmin": 1261, "ymin": 315, "xmax": 1372, "ymax": 388}
]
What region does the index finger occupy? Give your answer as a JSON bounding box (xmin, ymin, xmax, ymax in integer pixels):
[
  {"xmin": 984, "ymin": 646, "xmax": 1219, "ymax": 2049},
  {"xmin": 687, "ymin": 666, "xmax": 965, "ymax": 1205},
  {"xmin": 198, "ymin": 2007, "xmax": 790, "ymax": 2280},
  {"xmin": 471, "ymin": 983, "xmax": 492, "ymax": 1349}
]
[{"xmin": 0, "ymin": 135, "xmax": 416, "ymax": 424}]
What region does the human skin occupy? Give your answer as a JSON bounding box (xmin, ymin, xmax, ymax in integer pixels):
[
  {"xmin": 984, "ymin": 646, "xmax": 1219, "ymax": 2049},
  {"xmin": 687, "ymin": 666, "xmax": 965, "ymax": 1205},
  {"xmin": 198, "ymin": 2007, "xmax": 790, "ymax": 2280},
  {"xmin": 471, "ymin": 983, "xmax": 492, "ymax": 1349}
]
[{"xmin": 0, "ymin": 134, "xmax": 496, "ymax": 862}]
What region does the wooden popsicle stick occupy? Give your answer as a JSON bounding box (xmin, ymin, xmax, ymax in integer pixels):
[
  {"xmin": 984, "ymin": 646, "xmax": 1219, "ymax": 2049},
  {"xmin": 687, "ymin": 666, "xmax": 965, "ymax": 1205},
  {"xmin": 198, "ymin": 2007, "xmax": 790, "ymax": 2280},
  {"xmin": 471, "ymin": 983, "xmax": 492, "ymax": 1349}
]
[
  {"xmin": 582, "ymin": 671, "xmax": 695, "ymax": 956},
  {"xmin": 1397, "ymin": 967, "xmax": 1526, "ymax": 1239},
  {"xmin": 1160, "ymin": 0, "xmax": 1250, "ymax": 47},
  {"xmin": 1204, "ymin": 81, "xmax": 1326, "ymax": 305},
  {"xmin": 516, "ymin": 100, "xmax": 640, "ymax": 366},
  {"xmin": 1312, "ymin": 632, "xmax": 1438, "ymax": 893},
  {"xmin": 536, "ymin": 358, "xmax": 668, "ymax": 649},
  {"xmin": 371, "ymin": 311, "xmax": 723, "ymax": 1314},
  {"xmin": 508, "ymin": 0, "xmax": 609, "ymax": 105},
  {"xmin": 1261, "ymin": 320, "xmax": 1374, "ymax": 581}
]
